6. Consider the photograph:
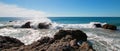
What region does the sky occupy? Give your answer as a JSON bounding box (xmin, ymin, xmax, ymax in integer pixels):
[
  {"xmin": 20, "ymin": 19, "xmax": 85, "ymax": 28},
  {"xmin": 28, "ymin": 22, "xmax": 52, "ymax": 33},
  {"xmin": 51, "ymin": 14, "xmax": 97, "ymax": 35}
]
[{"xmin": 0, "ymin": 0, "xmax": 120, "ymax": 17}]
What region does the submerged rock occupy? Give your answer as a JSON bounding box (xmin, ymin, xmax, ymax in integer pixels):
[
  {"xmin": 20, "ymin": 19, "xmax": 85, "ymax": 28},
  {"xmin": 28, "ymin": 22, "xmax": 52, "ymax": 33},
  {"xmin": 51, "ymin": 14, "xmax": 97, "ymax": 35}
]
[
  {"xmin": 102, "ymin": 24, "xmax": 117, "ymax": 30},
  {"xmin": 21, "ymin": 22, "xmax": 31, "ymax": 28},
  {"xmin": 0, "ymin": 36, "xmax": 24, "ymax": 50},
  {"xmin": 2, "ymin": 30, "xmax": 95, "ymax": 51}
]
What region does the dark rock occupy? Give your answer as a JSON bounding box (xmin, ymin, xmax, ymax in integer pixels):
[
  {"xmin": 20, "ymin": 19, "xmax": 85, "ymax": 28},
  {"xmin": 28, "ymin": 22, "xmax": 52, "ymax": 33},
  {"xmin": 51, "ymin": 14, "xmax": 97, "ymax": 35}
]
[
  {"xmin": 94, "ymin": 24, "xmax": 102, "ymax": 28},
  {"xmin": 9, "ymin": 21, "xmax": 13, "ymax": 22},
  {"xmin": 47, "ymin": 39, "xmax": 73, "ymax": 51},
  {"xmin": 38, "ymin": 23, "xmax": 51, "ymax": 29},
  {"xmin": 0, "ymin": 36, "xmax": 24, "ymax": 50},
  {"xmin": 72, "ymin": 30, "xmax": 88, "ymax": 41},
  {"xmin": 79, "ymin": 42, "xmax": 95, "ymax": 51},
  {"xmin": 21, "ymin": 22, "xmax": 31, "ymax": 28},
  {"xmin": 65, "ymin": 35, "xmax": 73, "ymax": 41},
  {"xmin": 37, "ymin": 37, "xmax": 55, "ymax": 44},
  {"xmin": 102, "ymin": 24, "xmax": 117, "ymax": 30},
  {"xmin": 54, "ymin": 30, "xmax": 87, "ymax": 41},
  {"xmin": 2, "ymin": 30, "xmax": 95, "ymax": 51}
]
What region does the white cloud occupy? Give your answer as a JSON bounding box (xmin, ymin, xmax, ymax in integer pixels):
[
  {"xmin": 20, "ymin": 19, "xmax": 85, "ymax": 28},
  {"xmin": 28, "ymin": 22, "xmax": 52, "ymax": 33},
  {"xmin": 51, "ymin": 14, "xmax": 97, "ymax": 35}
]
[{"xmin": 0, "ymin": 2, "xmax": 46, "ymax": 17}]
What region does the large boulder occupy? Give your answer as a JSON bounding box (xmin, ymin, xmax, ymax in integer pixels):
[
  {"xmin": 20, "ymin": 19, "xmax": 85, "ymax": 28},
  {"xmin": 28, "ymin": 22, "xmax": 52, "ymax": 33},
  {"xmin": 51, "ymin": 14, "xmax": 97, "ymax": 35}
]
[
  {"xmin": 21, "ymin": 22, "xmax": 31, "ymax": 28},
  {"xmin": 54, "ymin": 30, "xmax": 88, "ymax": 41},
  {"xmin": 38, "ymin": 23, "xmax": 51, "ymax": 29},
  {"xmin": 102, "ymin": 24, "xmax": 117, "ymax": 30},
  {"xmin": 0, "ymin": 36, "xmax": 24, "ymax": 50}
]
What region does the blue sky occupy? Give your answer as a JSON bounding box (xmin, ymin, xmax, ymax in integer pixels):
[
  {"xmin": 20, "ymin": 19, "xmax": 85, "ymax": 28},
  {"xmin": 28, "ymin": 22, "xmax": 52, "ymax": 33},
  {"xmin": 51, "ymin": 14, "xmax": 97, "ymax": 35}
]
[{"xmin": 0, "ymin": 0, "xmax": 120, "ymax": 17}]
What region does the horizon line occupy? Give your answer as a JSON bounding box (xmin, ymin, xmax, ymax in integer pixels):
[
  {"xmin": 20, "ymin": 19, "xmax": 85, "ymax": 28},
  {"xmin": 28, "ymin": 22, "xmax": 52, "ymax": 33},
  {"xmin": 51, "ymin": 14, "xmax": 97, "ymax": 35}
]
[{"xmin": 0, "ymin": 16, "xmax": 120, "ymax": 17}]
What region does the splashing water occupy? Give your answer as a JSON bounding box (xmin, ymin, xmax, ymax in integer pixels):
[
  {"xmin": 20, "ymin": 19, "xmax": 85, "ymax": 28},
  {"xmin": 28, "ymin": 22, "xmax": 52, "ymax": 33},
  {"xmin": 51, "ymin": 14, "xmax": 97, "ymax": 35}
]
[{"xmin": 0, "ymin": 17, "xmax": 120, "ymax": 51}]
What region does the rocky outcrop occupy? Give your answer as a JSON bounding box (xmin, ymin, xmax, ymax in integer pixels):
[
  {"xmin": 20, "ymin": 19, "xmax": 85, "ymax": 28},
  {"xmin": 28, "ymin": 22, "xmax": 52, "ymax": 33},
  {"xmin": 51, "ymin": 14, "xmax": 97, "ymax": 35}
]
[
  {"xmin": 94, "ymin": 24, "xmax": 102, "ymax": 28},
  {"xmin": 0, "ymin": 36, "xmax": 24, "ymax": 50},
  {"xmin": 93, "ymin": 23, "xmax": 117, "ymax": 30},
  {"xmin": 54, "ymin": 30, "xmax": 87, "ymax": 41},
  {"xmin": 21, "ymin": 22, "xmax": 51, "ymax": 29},
  {"xmin": 38, "ymin": 23, "xmax": 51, "ymax": 29},
  {"xmin": 21, "ymin": 22, "xmax": 31, "ymax": 28},
  {"xmin": 2, "ymin": 30, "xmax": 95, "ymax": 51},
  {"xmin": 102, "ymin": 24, "xmax": 117, "ymax": 30}
]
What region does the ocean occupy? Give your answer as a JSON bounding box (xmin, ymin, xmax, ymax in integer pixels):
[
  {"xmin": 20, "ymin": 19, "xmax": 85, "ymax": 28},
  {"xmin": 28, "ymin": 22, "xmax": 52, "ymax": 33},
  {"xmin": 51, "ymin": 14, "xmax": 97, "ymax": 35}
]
[
  {"xmin": 0, "ymin": 17, "xmax": 120, "ymax": 51},
  {"xmin": 0, "ymin": 17, "xmax": 120, "ymax": 27}
]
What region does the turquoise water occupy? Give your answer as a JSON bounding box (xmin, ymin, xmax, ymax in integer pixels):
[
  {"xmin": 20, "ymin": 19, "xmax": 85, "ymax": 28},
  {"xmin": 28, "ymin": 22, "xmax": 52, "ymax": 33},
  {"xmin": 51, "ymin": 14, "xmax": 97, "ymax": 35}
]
[
  {"xmin": 0, "ymin": 17, "xmax": 120, "ymax": 28},
  {"xmin": 48, "ymin": 17, "xmax": 120, "ymax": 26},
  {"xmin": 1, "ymin": 17, "xmax": 120, "ymax": 26}
]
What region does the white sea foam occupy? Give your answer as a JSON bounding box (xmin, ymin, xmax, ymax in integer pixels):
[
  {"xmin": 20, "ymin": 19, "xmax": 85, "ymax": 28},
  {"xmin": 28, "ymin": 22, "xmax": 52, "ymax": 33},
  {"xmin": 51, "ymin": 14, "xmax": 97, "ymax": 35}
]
[
  {"xmin": 0, "ymin": 24, "xmax": 4, "ymax": 27},
  {"xmin": 0, "ymin": 17, "xmax": 108, "ymax": 29},
  {"xmin": 2, "ymin": 17, "xmax": 52, "ymax": 28},
  {"xmin": 0, "ymin": 28, "xmax": 58, "ymax": 45},
  {"xmin": 0, "ymin": 17, "xmax": 120, "ymax": 51},
  {"xmin": 81, "ymin": 28, "xmax": 120, "ymax": 51},
  {"xmin": 0, "ymin": 26, "xmax": 120, "ymax": 51},
  {"xmin": 51, "ymin": 22, "xmax": 106, "ymax": 29}
]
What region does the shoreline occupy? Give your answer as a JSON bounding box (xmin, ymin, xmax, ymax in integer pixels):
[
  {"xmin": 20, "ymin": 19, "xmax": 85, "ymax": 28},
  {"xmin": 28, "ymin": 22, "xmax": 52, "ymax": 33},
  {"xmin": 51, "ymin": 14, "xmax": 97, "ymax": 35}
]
[
  {"xmin": 0, "ymin": 17, "xmax": 120, "ymax": 51},
  {"xmin": 0, "ymin": 29, "xmax": 96, "ymax": 51},
  {"xmin": 0, "ymin": 27, "xmax": 120, "ymax": 51}
]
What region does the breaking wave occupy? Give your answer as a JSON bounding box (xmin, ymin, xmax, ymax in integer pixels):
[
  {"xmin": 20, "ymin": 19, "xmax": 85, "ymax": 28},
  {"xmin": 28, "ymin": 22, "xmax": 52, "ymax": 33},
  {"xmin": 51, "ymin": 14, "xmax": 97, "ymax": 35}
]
[{"xmin": 0, "ymin": 17, "xmax": 120, "ymax": 51}]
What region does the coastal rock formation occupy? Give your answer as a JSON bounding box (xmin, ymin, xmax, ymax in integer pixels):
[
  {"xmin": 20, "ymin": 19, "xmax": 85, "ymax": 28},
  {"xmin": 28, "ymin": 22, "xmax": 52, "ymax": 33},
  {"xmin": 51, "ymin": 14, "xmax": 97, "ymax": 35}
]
[
  {"xmin": 21, "ymin": 22, "xmax": 31, "ymax": 28},
  {"xmin": 102, "ymin": 24, "xmax": 117, "ymax": 30},
  {"xmin": 94, "ymin": 24, "xmax": 102, "ymax": 28},
  {"xmin": 54, "ymin": 30, "xmax": 87, "ymax": 41},
  {"xmin": 2, "ymin": 30, "xmax": 95, "ymax": 51},
  {"xmin": 38, "ymin": 23, "xmax": 51, "ymax": 29},
  {"xmin": 0, "ymin": 36, "xmax": 24, "ymax": 50}
]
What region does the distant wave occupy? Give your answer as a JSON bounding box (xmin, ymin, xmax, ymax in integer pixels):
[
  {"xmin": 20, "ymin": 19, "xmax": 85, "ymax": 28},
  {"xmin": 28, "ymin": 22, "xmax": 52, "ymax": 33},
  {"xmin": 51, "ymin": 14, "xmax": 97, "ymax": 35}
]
[
  {"xmin": 0, "ymin": 19, "xmax": 107, "ymax": 29},
  {"xmin": 0, "ymin": 18, "xmax": 120, "ymax": 51}
]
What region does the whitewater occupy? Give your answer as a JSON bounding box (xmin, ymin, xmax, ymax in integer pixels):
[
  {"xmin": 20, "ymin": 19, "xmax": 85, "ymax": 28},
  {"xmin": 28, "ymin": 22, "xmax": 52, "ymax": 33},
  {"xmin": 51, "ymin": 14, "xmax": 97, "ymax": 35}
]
[{"xmin": 0, "ymin": 17, "xmax": 120, "ymax": 51}]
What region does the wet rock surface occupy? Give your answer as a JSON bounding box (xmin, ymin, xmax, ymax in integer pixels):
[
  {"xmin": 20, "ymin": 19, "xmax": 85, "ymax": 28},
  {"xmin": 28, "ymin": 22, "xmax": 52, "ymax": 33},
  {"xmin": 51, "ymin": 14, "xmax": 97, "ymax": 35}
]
[
  {"xmin": 0, "ymin": 36, "xmax": 24, "ymax": 50},
  {"xmin": 102, "ymin": 24, "xmax": 117, "ymax": 30},
  {"xmin": 54, "ymin": 30, "xmax": 88, "ymax": 41},
  {"xmin": 1, "ymin": 30, "xmax": 95, "ymax": 51},
  {"xmin": 94, "ymin": 24, "xmax": 102, "ymax": 28},
  {"xmin": 38, "ymin": 23, "xmax": 51, "ymax": 29},
  {"xmin": 21, "ymin": 22, "xmax": 31, "ymax": 28}
]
